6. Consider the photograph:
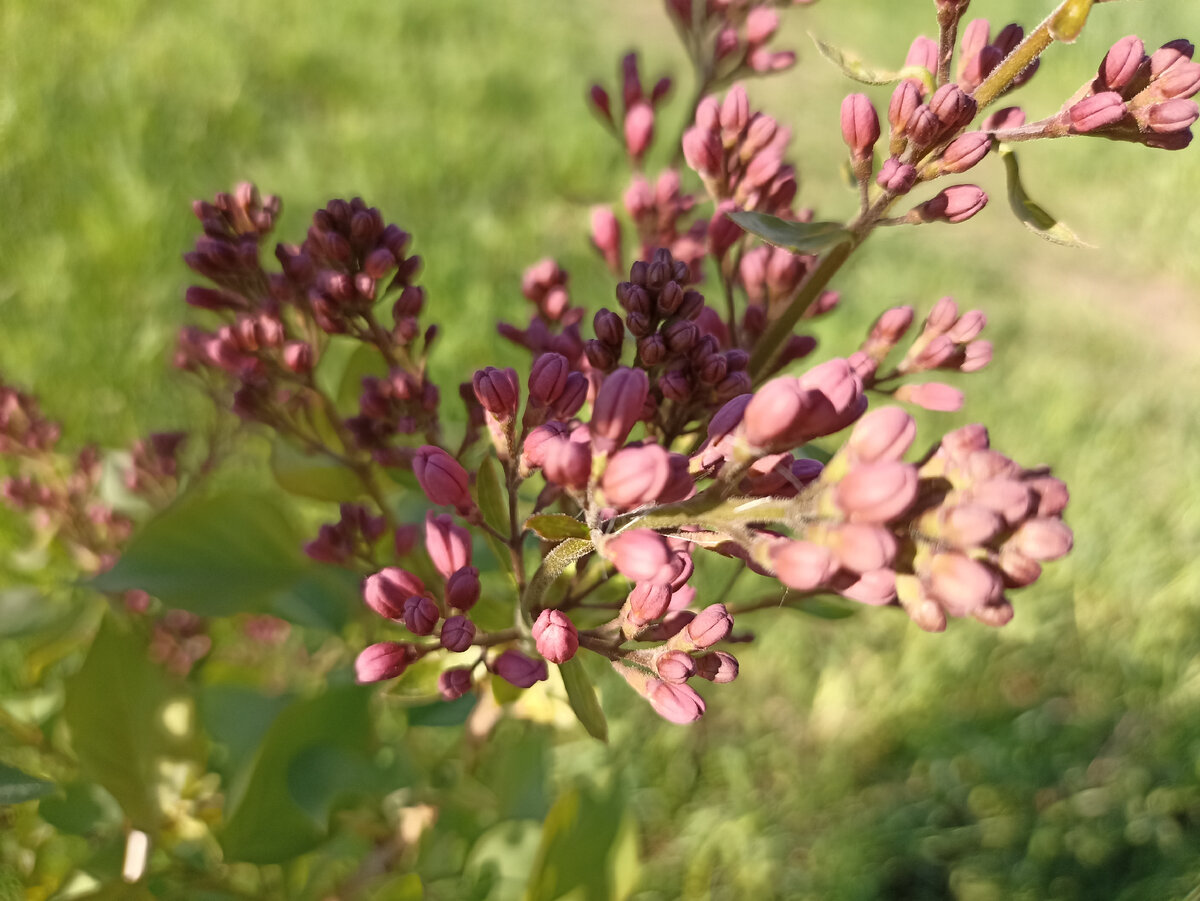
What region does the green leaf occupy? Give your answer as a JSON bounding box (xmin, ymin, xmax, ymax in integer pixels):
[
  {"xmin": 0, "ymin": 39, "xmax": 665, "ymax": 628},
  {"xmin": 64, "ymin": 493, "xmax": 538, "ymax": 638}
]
[
  {"xmin": 270, "ymin": 437, "xmax": 363, "ymax": 502},
  {"xmin": 786, "ymin": 594, "xmax": 860, "ymax": 619},
  {"xmin": 335, "ymin": 343, "xmax": 391, "ymax": 412},
  {"xmin": 62, "ymin": 616, "xmax": 188, "ymax": 830},
  {"xmin": 406, "ymin": 693, "xmax": 477, "ymax": 727},
  {"xmin": 483, "ymin": 532, "xmax": 517, "ymax": 578},
  {"xmin": 268, "ymin": 566, "xmax": 356, "ymax": 632},
  {"xmin": 219, "ymin": 685, "xmax": 379, "ymax": 864},
  {"xmin": 523, "ymin": 514, "xmax": 590, "ymax": 541},
  {"xmin": 726, "ymin": 211, "xmax": 851, "ymax": 255},
  {"xmin": 38, "ymin": 781, "xmax": 118, "ymax": 835},
  {"xmin": 0, "ymin": 587, "xmax": 64, "ymax": 638},
  {"xmin": 558, "ymin": 657, "xmax": 608, "ymax": 743},
  {"xmin": 477, "ymin": 455, "xmax": 510, "ymax": 536},
  {"xmin": 1000, "ymin": 146, "xmax": 1089, "ymax": 247},
  {"xmin": 0, "ymin": 762, "xmax": 54, "ymax": 806},
  {"xmin": 525, "ymin": 783, "xmax": 636, "ymax": 901},
  {"xmin": 92, "ymin": 492, "xmax": 310, "ymax": 618},
  {"xmin": 197, "ymin": 684, "xmax": 293, "ymax": 782},
  {"xmin": 812, "ymin": 34, "xmax": 934, "ymax": 92},
  {"xmin": 285, "ymin": 744, "xmax": 386, "ymax": 825}
]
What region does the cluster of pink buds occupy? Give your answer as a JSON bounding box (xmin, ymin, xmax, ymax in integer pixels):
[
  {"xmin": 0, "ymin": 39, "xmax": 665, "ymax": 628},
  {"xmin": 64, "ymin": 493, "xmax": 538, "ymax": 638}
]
[
  {"xmin": 664, "ymin": 1, "xmax": 799, "ymax": 86},
  {"xmin": 588, "ymin": 53, "xmax": 673, "ymax": 165}
]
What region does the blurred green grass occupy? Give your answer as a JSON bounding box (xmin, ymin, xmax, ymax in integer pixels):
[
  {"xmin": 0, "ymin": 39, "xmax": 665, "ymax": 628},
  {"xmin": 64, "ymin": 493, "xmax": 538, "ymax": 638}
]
[{"xmin": 3, "ymin": 0, "xmax": 1200, "ymax": 897}]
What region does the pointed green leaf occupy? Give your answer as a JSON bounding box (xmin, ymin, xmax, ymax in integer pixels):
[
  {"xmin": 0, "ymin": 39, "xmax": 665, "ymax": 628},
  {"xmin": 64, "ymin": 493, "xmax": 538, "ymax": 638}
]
[
  {"xmin": 812, "ymin": 34, "xmax": 934, "ymax": 92},
  {"xmin": 270, "ymin": 437, "xmax": 364, "ymax": 502},
  {"xmin": 525, "ymin": 783, "xmax": 634, "ymax": 901},
  {"xmin": 0, "ymin": 762, "xmax": 55, "ymax": 806},
  {"xmin": 523, "ymin": 514, "xmax": 590, "ymax": 541},
  {"xmin": 558, "ymin": 656, "xmax": 608, "ymax": 743},
  {"xmin": 1000, "ymin": 146, "xmax": 1089, "ymax": 247},
  {"xmin": 476, "ymin": 455, "xmax": 510, "ymax": 536},
  {"xmin": 726, "ymin": 211, "xmax": 851, "ymax": 255},
  {"xmin": 62, "ymin": 616, "xmax": 187, "ymax": 830}
]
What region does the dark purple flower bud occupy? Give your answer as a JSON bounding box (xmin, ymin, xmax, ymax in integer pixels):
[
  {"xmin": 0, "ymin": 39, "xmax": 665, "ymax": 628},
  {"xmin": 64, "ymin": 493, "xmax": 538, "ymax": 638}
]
[
  {"xmin": 591, "ymin": 367, "xmax": 650, "ymax": 454},
  {"xmin": 841, "ymin": 93, "xmax": 880, "ymax": 165},
  {"xmin": 1100, "ymin": 35, "xmax": 1146, "ymax": 90},
  {"xmin": 402, "ymin": 595, "xmax": 440, "ymax": 636},
  {"xmin": 493, "ymin": 649, "xmax": 548, "ymax": 688},
  {"xmin": 912, "ymin": 186, "xmax": 988, "ymax": 224},
  {"xmin": 440, "ymin": 615, "xmax": 477, "ymax": 652},
  {"xmin": 645, "ymin": 679, "xmax": 706, "ymax": 724},
  {"xmin": 532, "ymin": 609, "xmax": 578, "ymax": 664},
  {"xmin": 552, "ymin": 372, "xmax": 589, "ymax": 419},
  {"xmin": 445, "ymin": 566, "xmax": 481, "ymax": 611},
  {"xmin": 355, "ymin": 642, "xmax": 415, "ymax": 684},
  {"xmin": 413, "ymin": 446, "xmax": 473, "ymax": 511},
  {"xmin": 363, "ymin": 567, "xmax": 426, "ymax": 620},
  {"xmin": 941, "ymin": 132, "xmax": 992, "ymax": 173},
  {"xmin": 658, "ymin": 281, "xmax": 685, "ymax": 316},
  {"xmin": 438, "ymin": 667, "xmax": 474, "ymax": 700},
  {"xmin": 660, "ymin": 320, "xmax": 697, "ymax": 355},
  {"xmin": 875, "ymin": 158, "xmax": 918, "ymax": 194},
  {"xmin": 473, "ymin": 367, "xmax": 520, "ymax": 420},
  {"xmin": 658, "ymin": 368, "xmax": 693, "ymax": 403},
  {"xmin": 637, "ymin": 335, "xmax": 667, "ymax": 366},
  {"xmin": 694, "ymin": 651, "xmax": 738, "ymax": 683},
  {"xmin": 929, "ymin": 83, "xmax": 977, "ymax": 131},
  {"xmin": 606, "ymin": 528, "xmax": 673, "ymax": 584},
  {"xmin": 527, "ymin": 353, "xmax": 570, "ymax": 407},
  {"xmin": 425, "ymin": 512, "xmax": 472, "ymax": 578},
  {"xmin": 684, "ymin": 604, "xmax": 733, "ymax": 649},
  {"xmin": 594, "ymin": 309, "xmax": 625, "ymax": 347},
  {"xmin": 772, "ymin": 540, "xmax": 837, "ymax": 591},
  {"xmin": 656, "ymin": 649, "xmax": 696, "ymax": 684},
  {"xmin": 185, "ymin": 285, "xmax": 245, "ymax": 311},
  {"xmin": 1069, "ymin": 92, "xmax": 1128, "ymax": 133}
]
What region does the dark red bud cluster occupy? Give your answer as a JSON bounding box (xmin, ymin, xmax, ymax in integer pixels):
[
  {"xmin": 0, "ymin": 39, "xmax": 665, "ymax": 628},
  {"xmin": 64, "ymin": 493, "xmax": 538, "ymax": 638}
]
[{"xmin": 620, "ymin": 170, "xmax": 707, "ymax": 277}]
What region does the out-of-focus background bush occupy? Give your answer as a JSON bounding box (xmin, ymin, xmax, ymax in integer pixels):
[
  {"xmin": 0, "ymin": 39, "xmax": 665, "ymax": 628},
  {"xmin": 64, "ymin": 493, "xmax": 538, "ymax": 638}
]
[{"xmin": 2, "ymin": 0, "xmax": 1199, "ymax": 898}]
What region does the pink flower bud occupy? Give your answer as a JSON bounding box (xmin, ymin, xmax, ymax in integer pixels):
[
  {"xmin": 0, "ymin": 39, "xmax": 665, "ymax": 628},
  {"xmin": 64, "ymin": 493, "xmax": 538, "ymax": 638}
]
[
  {"xmin": 895, "ymin": 382, "xmax": 965, "ymax": 411},
  {"xmin": 929, "ymin": 83, "xmax": 977, "ymax": 131},
  {"xmin": 425, "ymin": 512, "xmax": 472, "ymax": 578},
  {"xmin": 888, "ymin": 80, "xmax": 922, "ymax": 134},
  {"xmin": 847, "ymin": 407, "xmax": 917, "ymax": 464},
  {"xmin": 905, "ymin": 35, "xmax": 938, "ymax": 79},
  {"xmin": 829, "ymin": 523, "xmax": 897, "ymax": 573},
  {"xmin": 355, "ymin": 642, "xmax": 414, "ymax": 684},
  {"xmin": 542, "ymin": 435, "xmax": 592, "ymax": 490},
  {"xmin": 694, "ymin": 651, "xmax": 738, "ymax": 683},
  {"xmin": 1011, "ymin": 518, "xmax": 1073, "ymax": 561},
  {"xmin": 835, "ymin": 568, "xmax": 897, "ymax": 606},
  {"xmin": 719, "ymin": 84, "xmax": 750, "ymax": 134},
  {"xmin": 741, "ymin": 377, "xmax": 813, "ymax": 451},
  {"xmin": 493, "ymin": 649, "xmax": 548, "ymax": 688},
  {"xmin": 772, "ymin": 540, "xmax": 838, "ymax": 591},
  {"xmin": 645, "ymin": 679, "xmax": 706, "ymax": 724},
  {"xmin": 624, "ymin": 101, "xmax": 655, "ymax": 160},
  {"xmin": 607, "ymin": 528, "xmax": 673, "ymax": 584},
  {"xmin": 841, "ymin": 93, "xmax": 881, "ymax": 162},
  {"xmin": 796, "ymin": 358, "xmax": 868, "ymax": 438},
  {"xmin": 527, "ymin": 353, "xmax": 570, "ymax": 407},
  {"xmin": 876, "ymin": 158, "xmax": 918, "ymax": 194},
  {"xmin": 928, "ymin": 503, "xmax": 1003, "ymax": 548},
  {"xmin": 601, "ymin": 444, "xmax": 671, "ymax": 509},
  {"xmin": 926, "ymin": 553, "xmax": 1003, "ymax": 617},
  {"xmin": 1149, "ymin": 39, "xmax": 1194, "ymax": 80},
  {"xmin": 440, "ymin": 615, "xmax": 477, "ymax": 652},
  {"xmin": 590, "ymin": 206, "xmax": 623, "ymax": 273},
  {"xmin": 624, "ymin": 581, "xmax": 673, "ymax": 631},
  {"xmin": 655, "ymin": 649, "xmax": 696, "ymax": 684},
  {"xmin": 1026, "ymin": 475, "xmax": 1069, "ymax": 517},
  {"xmin": 282, "ymin": 341, "xmax": 313, "ymax": 374},
  {"xmin": 438, "ymin": 667, "xmax": 474, "ymax": 701},
  {"xmin": 552, "ymin": 372, "xmax": 589, "ymax": 419},
  {"xmin": 745, "ymin": 8, "xmax": 779, "ymax": 46},
  {"xmin": 1154, "ymin": 61, "xmax": 1200, "ymax": 100},
  {"xmin": 1069, "ymin": 92, "xmax": 1128, "ymax": 133},
  {"xmin": 686, "ymin": 604, "xmax": 733, "ymax": 649},
  {"xmin": 445, "ymin": 566, "xmax": 481, "ymax": 611},
  {"xmin": 982, "ymin": 106, "xmax": 1026, "ymax": 131},
  {"xmin": 695, "ymin": 95, "xmax": 720, "ymax": 132},
  {"xmin": 940, "ymin": 132, "xmax": 992, "ymax": 173},
  {"xmin": 591, "ymin": 367, "xmax": 650, "ymax": 453},
  {"xmin": 905, "ymin": 105, "xmax": 941, "ymax": 145},
  {"xmin": 413, "ymin": 446, "xmax": 473, "ymax": 511},
  {"xmin": 402, "ymin": 595, "xmax": 439, "ymax": 636},
  {"xmin": 1146, "ymin": 98, "xmax": 1199, "ymax": 133},
  {"xmin": 835, "ymin": 462, "xmax": 919, "ymax": 523},
  {"xmin": 913, "ymin": 186, "xmax": 988, "ymax": 224},
  {"xmin": 1100, "ymin": 35, "xmax": 1146, "ymax": 90},
  {"xmin": 521, "ymin": 421, "xmax": 569, "ymax": 470},
  {"xmin": 999, "ymin": 546, "xmax": 1042, "ymax": 587},
  {"xmin": 532, "ymin": 609, "xmax": 579, "ymax": 664},
  {"xmin": 363, "ymin": 567, "xmax": 426, "ymax": 620}
]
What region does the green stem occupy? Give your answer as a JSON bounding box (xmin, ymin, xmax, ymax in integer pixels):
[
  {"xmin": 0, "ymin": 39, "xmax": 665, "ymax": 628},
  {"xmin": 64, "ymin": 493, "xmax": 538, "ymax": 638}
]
[{"xmin": 971, "ymin": 1, "xmax": 1068, "ymax": 110}]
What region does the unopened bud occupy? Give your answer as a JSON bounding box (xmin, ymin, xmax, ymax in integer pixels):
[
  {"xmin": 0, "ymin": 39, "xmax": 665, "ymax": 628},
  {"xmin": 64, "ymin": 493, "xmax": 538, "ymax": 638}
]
[
  {"xmin": 911, "ymin": 186, "xmax": 988, "ymax": 224},
  {"xmin": 835, "ymin": 462, "xmax": 919, "ymax": 524},
  {"xmin": 847, "ymin": 407, "xmax": 917, "ymax": 463},
  {"xmin": 402, "ymin": 595, "xmax": 439, "ymax": 636},
  {"xmin": 1011, "ymin": 518, "xmax": 1074, "ymax": 561},
  {"xmin": 926, "ymin": 553, "xmax": 1003, "ymax": 617},
  {"xmin": 440, "ymin": 615, "xmax": 477, "ymax": 653},
  {"xmin": 624, "ymin": 101, "xmax": 655, "ymax": 160},
  {"xmin": 772, "ymin": 540, "xmax": 837, "ymax": 591},
  {"xmin": 532, "ymin": 609, "xmax": 579, "ymax": 664},
  {"xmin": 363, "ymin": 567, "xmax": 425, "ymax": 620},
  {"xmin": 684, "ymin": 603, "xmax": 733, "ymax": 649},
  {"xmin": 1069, "ymin": 92, "xmax": 1128, "ymax": 133},
  {"xmin": 591, "ymin": 367, "xmax": 650, "ymax": 453},
  {"xmin": 601, "ymin": 444, "xmax": 671, "ymax": 509},
  {"xmin": 527, "ymin": 353, "xmax": 570, "ymax": 407},
  {"xmin": 876, "ymin": 158, "xmax": 918, "ymax": 194},
  {"xmin": 493, "ymin": 649, "xmax": 548, "ymax": 688},
  {"xmin": 355, "ymin": 642, "xmax": 414, "ymax": 684},
  {"xmin": 438, "ymin": 667, "xmax": 474, "ymax": 701},
  {"xmin": 655, "ymin": 649, "xmax": 696, "ymax": 684},
  {"xmin": 473, "ymin": 366, "xmax": 520, "ymax": 420},
  {"xmin": 282, "ymin": 341, "xmax": 313, "ymax": 374},
  {"xmin": 1099, "ymin": 35, "xmax": 1146, "ymax": 90},
  {"xmin": 841, "ymin": 93, "xmax": 881, "ymax": 163},
  {"xmin": 413, "ymin": 446, "xmax": 473, "ymax": 511},
  {"xmin": 929, "ymin": 83, "xmax": 977, "ymax": 132},
  {"xmin": 645, "ymin": 679, "xmax": 706, "ymax": 724},
  {"xmin": 445, "ymin": 566, "xmax": 481, "ymax": 611},
  {"xmin": 590, "ymin": 206, "xmax": 622, "ymax": 273},
  {"xmin": 940, "ymin": 132, "xmax": 992, "ymax": 173},
  {"xmin": 606, "ymin": 528, "xmax": 673, "ymax": 584},
  {"xmin": 694, "ymin": 651, "xmax": 739, "ymax": 683},
  {"xmin": 425, "ymin": 511, "xmax": 472, "ymax": 578}
]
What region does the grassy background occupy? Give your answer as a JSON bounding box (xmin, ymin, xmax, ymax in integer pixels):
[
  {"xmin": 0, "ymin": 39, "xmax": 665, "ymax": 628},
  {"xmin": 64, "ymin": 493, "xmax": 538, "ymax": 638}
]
[{"xmin": 3, "ymin": 0, "xmax": 1200, "ymax": 897}]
